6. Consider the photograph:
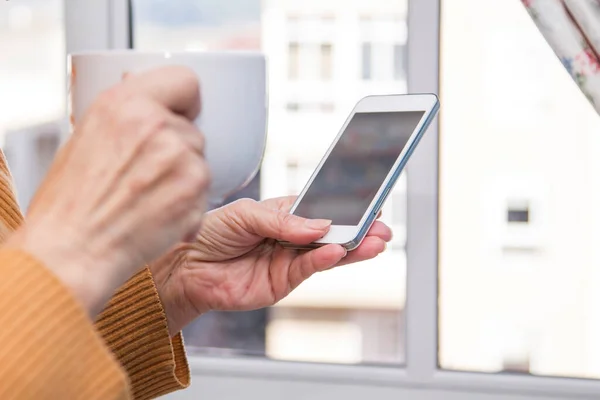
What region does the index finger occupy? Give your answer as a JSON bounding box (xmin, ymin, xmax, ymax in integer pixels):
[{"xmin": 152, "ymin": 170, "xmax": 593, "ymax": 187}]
[{"xmin": 120, "ymin": 65, "xmax": 201, "ymax": 121}]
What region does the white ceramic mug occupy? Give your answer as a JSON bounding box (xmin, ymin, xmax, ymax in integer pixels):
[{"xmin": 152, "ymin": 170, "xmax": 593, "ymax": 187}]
[{"xmin": 68, "ymin": 51, "xmax": 267, "ymax": 206}]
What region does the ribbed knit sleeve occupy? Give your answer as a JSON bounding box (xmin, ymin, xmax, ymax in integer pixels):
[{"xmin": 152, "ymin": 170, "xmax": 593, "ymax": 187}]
[
  {"xmin": 0, "ymin": 149, "xmax": 190, "ymax": 399},
  {"xmin": 96, "ymin": 268, "xmax": 191, "ymax": 400},
  {"xmin": 0, "ymin": 249, "xmax": 130, "ymax": 400}
]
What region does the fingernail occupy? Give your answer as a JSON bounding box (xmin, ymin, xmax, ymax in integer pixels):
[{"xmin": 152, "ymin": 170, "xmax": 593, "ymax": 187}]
[{"xmin": 305, "ymin": 219, "xmax": 332, "ymax": 230}]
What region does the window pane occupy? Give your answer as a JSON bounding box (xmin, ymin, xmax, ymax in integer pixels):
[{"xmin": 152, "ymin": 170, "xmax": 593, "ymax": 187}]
[
  {"xmin": 361, "ymin": 43, "xmax": 372, "ymax": 80},
  {"xmin": 439, "ymin": 0, "xmax": 600, "ymax": 378},
  {"xmin": 393, "ymin": 44, "xmax": 406, "ymax": 80},
  {"xmin": 132, "ymin": 0, "xmax": 409, "ymax": 366},
  {"xmin": 320, "ymin": 43, "xmax": 333, "ymax": 80},
  {"xmin": 0, "ymin": 0, "xmax": 65, "ymax": 210},
  {"xmin": 288, "ymin": 42, "xmax": 299, "ymax": 80}
]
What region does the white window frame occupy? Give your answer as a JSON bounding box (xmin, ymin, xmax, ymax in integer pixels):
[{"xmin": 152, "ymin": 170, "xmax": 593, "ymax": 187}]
[{"xmin": 65, "ymin": 0, "xmax": 600, "ymax": 398}]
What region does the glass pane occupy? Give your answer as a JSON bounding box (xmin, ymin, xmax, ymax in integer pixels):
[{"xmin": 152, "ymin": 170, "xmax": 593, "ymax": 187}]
[
  {"xmin": 439, "ymin": 0, "xmax": 600, "ymax": 378},
  {"xmin": 361, "ymin": 43, "xmax": 372, "ymax": 80},
  {"xmin": 132, "ymin": 0, "xmax": 409, "ymax": 366},
  {"xmin": 0, "ymin": 0, "xmax": 65, "ymax": 210}
]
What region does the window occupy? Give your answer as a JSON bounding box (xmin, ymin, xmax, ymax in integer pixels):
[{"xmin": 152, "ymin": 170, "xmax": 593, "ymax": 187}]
[
  {"xmin": 286, "ymin": 160, "xmax": 299, "ymax": 195},
  {"xmin": 0, "ymin": 0, "xmax": 65, "ymax": 209},
  {"xmin": 286, "ymin": 102, "xmax": 300, "ymax": 112},
  {"xmin": 392, "ymin": 192, "xmax": 407, "ymax": 226},
  {"xmin": 286, "ymin": 102, "xmax": 335, "ymax": 113},
  {"xmin": 288, "ymin": 42, "xmax": 299, "ymax": 80},
  {"xmin": 362, "ymin": 41, "xmax": 406, "ymax": 81},
  {"xmin": 132, "ymin": 0, "xmax": 409, "ymax": 366},
  {"xmin": 321, "ymin": 43, "xmax": 333, "ymax": 80},
  {"xmin": 507, "ymin": 201, "xmax": 530, "ymax": 223},
  {"xmin": 359, "ymin": 15, "xmax": 406, "ymax": 81},
  {"xmin": 286, "ymin": 15, "xmax": 335, "ymax": 82},
  {"xmin": 394, "ymin": 43, "xmax": 407, "ymax": 80},
  {"xmin": 320, "ymin": 102, "xmax": 335, "ymax": 112},
  {"xmin": 362, "ymin": 43, "xmax": 372, "ymax": 80},
  {"xmin": 67, "ymin": 0, "xmax": 600, "ymax": 398},
  {"xmin": 287, "ymin": 42, "xmax": 333, "ymax": 81},
  {"xmin": 439, "ymin": 0, "xmax": 600, "ymax": 380}
]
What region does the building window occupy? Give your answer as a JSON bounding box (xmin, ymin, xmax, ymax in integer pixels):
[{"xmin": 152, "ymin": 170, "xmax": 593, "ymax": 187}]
[
  {"xmin": 286, "ymin": 102, "xmax": 299, "ymax": 112},
  {"xmin": 507, "ymin": 201, "xmax": 530, "ymax": 223},
  {"xmin": 362, "ymin": 42, "xmax": 403, "ymax": 81},
  {"xmin": 393, "ymin": 43, "xmax": 407, "ymax": 80},
  {"xmin": 286, "ymin": 160, "xmax": 299, "ymax": 196},
  {"xmin": 289, "ymin": 42, "xmax": 333, "ymax": 81},
  {"xmin": 361, "ymin": 43, "xmax": 372, "ymax": 80},
  {"xmin": 320, "ymin": 102, "xmax": 335, "ymax": 112},
  {"xmin": 321, "ymin": 14, "xmax": 335, "ymax": 23},
  {"xmin": 392, "ymin": 192, "xmax": 407, "ymax": 226},
  {"xmin": 286, "ymin": 102, "xmax": 334, "ymax": 113},
  {"xmin": 320, "ymin": 43, "xmax": 333, "ymax": 80},
  {"xmin": 288, "ymin": 42, "xmax": 299, "ymax": 80},
  {"xmin": 502, "ymin": 356, "xmax": 531, "ymax": 374},
  {"xmin": 391, "ymin": 191, "xmax": 407, "ymax": 250}
]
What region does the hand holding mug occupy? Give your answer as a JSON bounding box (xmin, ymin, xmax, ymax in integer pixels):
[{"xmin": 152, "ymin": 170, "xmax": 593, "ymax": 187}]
[
  {"xmin": 69, "ymin": 51, "xmax": 267, "ymax": 207},
  {"xmin": 6, "ymin": 66, "xmax": 211, "ymax": 316}
]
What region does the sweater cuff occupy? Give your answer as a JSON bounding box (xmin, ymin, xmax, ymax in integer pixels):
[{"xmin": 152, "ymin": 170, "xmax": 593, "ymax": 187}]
[
  {"xmin": 0, "ymin": 249, "xmax": 129, "ymax": 400},
  {"xmin": 95, "ymin": 267, "xmax": 190, "ymax": 400}
]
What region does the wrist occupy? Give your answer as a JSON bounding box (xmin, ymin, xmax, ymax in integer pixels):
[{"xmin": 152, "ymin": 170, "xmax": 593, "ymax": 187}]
[
  {"xmin": 149, "ymin": 244, "xmax": 207, "ymax": 337},
  {"xmin": 4, "ymin": 223, "xmax": 116, "ymax": 317},
  {"xmin": 160, "ymin": 282, "xmax": 187, "ymax": 337}
]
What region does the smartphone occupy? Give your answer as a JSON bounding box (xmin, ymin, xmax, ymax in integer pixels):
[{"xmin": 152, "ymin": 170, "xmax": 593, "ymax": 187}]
[{"xmin": 279, "ymin": 93, "xmax": 440, "ymax": 251}]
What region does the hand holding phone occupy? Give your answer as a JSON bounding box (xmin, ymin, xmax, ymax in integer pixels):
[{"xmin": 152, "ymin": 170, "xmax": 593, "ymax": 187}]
[{"xmin": 280, "ymin": 93, "xmax": 439, "ymax": 251}]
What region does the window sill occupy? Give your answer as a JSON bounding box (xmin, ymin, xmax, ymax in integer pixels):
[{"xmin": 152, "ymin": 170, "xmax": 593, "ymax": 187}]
[{"xmin": 187, "ymin": 355, "xmax": 600, "ymax": 398}]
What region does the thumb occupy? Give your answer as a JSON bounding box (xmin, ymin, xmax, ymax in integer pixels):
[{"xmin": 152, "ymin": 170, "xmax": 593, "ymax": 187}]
[{"xmin": 234, "ymin": 200, "xmax": 332, "ymax": 244}]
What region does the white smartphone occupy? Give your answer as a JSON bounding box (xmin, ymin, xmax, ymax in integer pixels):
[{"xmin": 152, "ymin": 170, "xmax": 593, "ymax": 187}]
[{"xmin": 279, "ymin": 93, "xmax": 440, "ymax": 251}]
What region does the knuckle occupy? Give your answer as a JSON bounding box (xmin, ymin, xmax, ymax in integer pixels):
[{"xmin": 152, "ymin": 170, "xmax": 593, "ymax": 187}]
[
  {"xmin": 196, "ymin": 129, "xmax": 206, "ymax": 155},
  {"xmin": 88, "ymin": 88, "xmax": 123, "ymax": 122},
  {"xmin": 180, "ymin": 157, "xmax": 210, "ymax": 197},
  {"xmin": 151, "ymin": 135, "xmax": 184, "ymax": 172},
  {"xmin": 235, "ymin": 198, "xmax": 257, "ymax": 209},
  {"xmin": 229, "ymin": 198, "xmax": 258, "ymax": 223},
  {"xmin": 95, "ymin": 86, "xmax": 123, "ymax": 110},
  {"xmin": 130, "ymin": 101, "xmax": 169, "ymax": 137},
  {"xmin": 107, "ymin": 95, "xmax": 169, "ymax": 139},
  {"xmin": 280, "ymin": 211, "xmax": 296, "ymax": 226},
  {"xmin": 143, "ymin": 110, "xmax": 170, "ymax": 133},
  {"xmin": 193, "ymin": 160, "xmax": 211, "ymax": 190},
  {"xmin": 278, "ymin": 212, "xmax": 298, "ymax": 235},
  {"xmin": 167, "ymin": 138, "xmax": 190, "ymax": 161}
]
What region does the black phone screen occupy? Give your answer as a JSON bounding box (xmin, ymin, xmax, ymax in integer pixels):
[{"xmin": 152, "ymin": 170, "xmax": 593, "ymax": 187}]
[{"xmin": 293, "ymin": 111, "xmax": 425, "ymax": 225}]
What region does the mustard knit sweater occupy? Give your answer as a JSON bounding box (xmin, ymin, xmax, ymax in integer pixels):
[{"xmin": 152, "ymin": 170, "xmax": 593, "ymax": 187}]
[{"xmin": 0, "ymin": 151, "xmax": 190, "ymax": 398}]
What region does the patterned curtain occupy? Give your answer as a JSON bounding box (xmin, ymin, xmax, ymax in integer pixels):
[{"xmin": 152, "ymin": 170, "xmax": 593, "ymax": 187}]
[{"xmin": 522, "ymin": 0, "xmax": 600, "ymax": 114}]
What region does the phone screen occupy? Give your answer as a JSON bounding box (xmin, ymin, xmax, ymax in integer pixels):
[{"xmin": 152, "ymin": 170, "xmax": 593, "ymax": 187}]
[{"xmin": 293, "ymin": 111, "xmax": 425, "ymax": 225}]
